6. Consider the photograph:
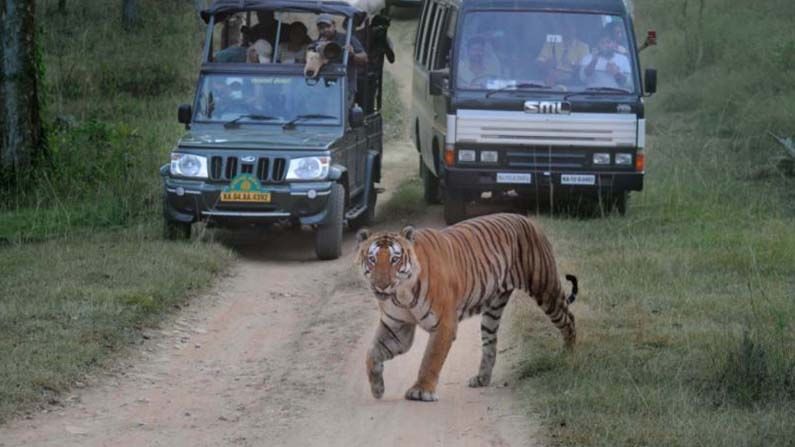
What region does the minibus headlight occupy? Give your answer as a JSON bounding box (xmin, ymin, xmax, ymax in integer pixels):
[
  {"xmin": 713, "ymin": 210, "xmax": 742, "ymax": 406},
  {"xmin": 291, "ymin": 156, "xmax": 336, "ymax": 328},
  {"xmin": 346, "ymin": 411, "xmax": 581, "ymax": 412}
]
[
  {"xmin": 593, "ymin": 153, "xmax": 611, "ymax": 165},
  {"xmin": 458, "ymin": 150, "xmax": 476, "ymax": 162},
  {"xmin": 480, "ymin": 151, "xmax": 498, "ymax": 163},
  {"xmin": 615, "ymin": 153, "xmax": 633, "ymax": 165}
]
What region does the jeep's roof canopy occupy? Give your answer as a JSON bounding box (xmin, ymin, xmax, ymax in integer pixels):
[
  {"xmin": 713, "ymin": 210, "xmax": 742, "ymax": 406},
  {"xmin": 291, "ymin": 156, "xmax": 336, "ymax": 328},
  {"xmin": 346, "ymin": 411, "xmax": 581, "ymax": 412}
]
[{"xmin": 201, "ymin": 0, "xmax": 367, "ymax": 26}]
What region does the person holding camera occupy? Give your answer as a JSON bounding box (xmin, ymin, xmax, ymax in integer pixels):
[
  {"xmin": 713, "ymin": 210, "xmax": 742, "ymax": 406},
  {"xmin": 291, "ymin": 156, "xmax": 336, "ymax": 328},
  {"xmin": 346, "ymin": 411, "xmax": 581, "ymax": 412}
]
[{"xmin": 579, "ymin": 31, "xmax": 631, "ymax": 89}]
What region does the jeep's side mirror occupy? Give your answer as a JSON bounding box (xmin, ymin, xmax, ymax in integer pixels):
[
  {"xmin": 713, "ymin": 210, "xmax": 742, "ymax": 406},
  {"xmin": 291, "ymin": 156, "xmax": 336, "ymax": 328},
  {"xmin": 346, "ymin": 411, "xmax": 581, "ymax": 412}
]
[
  {"xmin": 349, "ymin": 104, "xmax": 364, "ymax": 128},
  {"xmin": 644, "ymin": 68, "xmax": 657, "ymax": 95},
  {"xmin": 429, "ymin": 69, "xmax": 449, "ymax": 96},
  {"xmin": 178, "ymin": 104, "xmax": 192, "ymax": 126}
]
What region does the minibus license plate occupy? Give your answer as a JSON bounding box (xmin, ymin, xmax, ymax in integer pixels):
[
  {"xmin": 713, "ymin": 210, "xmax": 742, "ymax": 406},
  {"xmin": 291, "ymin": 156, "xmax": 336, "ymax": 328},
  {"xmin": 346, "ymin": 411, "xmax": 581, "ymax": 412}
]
[
  {"xmin": 561, "ymin": 174, "xmax": 596, "ymax": 185},
  {"xmin": 497, "ymin": 173, "xmax": 532, "ymax": 184}
]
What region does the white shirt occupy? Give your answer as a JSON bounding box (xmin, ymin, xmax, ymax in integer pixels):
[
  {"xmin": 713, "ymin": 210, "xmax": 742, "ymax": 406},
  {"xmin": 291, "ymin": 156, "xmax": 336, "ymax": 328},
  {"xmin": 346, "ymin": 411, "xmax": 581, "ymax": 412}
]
[
  {"xmin": 278, "ymin": 43, "xmax": 307, "ymax": 64},
  {"xmin": 579, "ymin": 52, "xmax": 632, "ymax": 89}
]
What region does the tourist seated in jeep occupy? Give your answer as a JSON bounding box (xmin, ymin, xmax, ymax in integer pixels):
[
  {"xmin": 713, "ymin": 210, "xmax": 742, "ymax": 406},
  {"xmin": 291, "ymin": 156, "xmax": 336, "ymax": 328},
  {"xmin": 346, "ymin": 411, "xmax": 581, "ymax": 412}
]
[{"xmin": 278, "ymin": 22, "xmax": 312, "ymax": 63}]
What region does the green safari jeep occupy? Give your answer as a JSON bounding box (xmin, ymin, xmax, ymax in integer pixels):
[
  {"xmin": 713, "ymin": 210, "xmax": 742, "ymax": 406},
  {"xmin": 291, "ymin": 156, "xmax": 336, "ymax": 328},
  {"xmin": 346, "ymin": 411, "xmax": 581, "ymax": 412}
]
[{"xmin": 161, "ymin": 0, "xmax": 393, "ymax": 260}]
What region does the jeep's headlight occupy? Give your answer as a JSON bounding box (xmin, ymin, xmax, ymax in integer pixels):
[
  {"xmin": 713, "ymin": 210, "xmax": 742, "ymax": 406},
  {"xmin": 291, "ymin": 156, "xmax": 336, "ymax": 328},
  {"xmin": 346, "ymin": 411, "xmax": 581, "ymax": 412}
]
[
  {"xmin": 286, "ymin": 156, "xmax": 330, "ymax": 180},
  {"xmin": 170, "ymin": 153, "xmax": 208, "ymax": 178}
]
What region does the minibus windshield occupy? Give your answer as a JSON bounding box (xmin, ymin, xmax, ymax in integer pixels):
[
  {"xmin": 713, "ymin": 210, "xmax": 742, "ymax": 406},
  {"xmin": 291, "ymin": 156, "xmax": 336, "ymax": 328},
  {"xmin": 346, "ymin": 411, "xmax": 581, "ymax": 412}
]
[{"xmin": 456, "ymin": 11, "xmax": 638, "ymax": 94}]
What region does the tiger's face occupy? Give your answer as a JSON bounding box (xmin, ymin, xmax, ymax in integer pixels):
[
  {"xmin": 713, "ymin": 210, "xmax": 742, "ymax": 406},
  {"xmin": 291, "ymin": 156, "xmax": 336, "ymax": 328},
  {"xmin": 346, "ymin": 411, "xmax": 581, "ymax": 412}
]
[{"xmin": 355, "ymin": 226, "xmax": 419, "ymax": 302}]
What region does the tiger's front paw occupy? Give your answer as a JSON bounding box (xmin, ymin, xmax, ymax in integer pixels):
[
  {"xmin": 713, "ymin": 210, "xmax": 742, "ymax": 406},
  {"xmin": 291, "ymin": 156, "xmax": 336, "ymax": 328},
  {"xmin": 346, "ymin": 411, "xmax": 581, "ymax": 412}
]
[
  {"xmin": 368, "ymin": 362, "xmax": 384, "ymax": 399},
  {"xmin": 404, "ymin": 386, "xmax": 438, "ymax": 402},
  {"xmin": 467, "ymin": 374, "xmax": 491, "ymax": 388}
]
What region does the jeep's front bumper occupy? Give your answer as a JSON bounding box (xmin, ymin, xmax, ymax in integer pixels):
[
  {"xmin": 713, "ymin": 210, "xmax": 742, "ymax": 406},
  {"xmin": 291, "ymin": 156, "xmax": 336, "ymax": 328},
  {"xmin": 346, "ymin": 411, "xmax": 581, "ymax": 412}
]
[{"xmin": 162, "ymin": 174, "xmax": 334, "ymax": 227}]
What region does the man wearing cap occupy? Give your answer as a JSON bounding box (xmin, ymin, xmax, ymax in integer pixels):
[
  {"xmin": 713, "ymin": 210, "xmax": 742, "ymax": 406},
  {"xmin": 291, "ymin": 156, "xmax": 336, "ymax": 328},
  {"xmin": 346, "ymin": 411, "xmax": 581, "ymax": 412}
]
[{"xmin": 313, "ymin": 13, "xmax": 368, "ymax": 66}]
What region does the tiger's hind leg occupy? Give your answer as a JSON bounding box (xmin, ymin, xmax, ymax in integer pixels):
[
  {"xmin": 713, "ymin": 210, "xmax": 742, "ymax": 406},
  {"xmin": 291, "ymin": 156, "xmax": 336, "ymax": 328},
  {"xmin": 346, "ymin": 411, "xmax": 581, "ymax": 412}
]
[
  {"xmin": 469, "ymin": 291, "xmax": 512, "ymax": 387},
  {"xmin": 366, "ymin": 318, "xmax": 416, "ymax": 399}
]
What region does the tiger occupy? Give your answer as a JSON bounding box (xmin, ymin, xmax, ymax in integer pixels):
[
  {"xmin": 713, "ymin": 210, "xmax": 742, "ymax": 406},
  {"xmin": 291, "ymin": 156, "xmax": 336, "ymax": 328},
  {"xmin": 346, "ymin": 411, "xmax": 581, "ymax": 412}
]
[{"xmin": 355, "ymin": 213, "xmax": 577, "ymax": 402}]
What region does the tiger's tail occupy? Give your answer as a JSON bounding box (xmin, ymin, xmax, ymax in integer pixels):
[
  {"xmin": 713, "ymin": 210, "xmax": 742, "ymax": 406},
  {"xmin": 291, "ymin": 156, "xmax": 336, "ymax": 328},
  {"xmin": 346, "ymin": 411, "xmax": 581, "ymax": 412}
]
[{"xmin": 565, "ymin": 274, "xmax": 578, "ymax": 304}]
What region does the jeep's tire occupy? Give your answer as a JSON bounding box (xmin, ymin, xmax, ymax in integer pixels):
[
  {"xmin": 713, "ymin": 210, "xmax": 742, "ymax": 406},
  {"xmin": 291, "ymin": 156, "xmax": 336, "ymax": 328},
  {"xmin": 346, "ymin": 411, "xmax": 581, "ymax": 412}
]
[
  {"xmin": 315, "ymin": 183, "xmax": 345, "ymax": 260},
  {"xmin": 443, "ymin": 189, "xmax": 467, "ymax": 225},
  {"xmin": 349, "ymin": 180, "xmax": 377, "ymax": 230},
  {"xmin": 165, "ymin": 219, "xmax": 191, "ymax": 241},
  {"xmin": 420, "ymin": 156, "xmax": 441, "ymax": 204}
]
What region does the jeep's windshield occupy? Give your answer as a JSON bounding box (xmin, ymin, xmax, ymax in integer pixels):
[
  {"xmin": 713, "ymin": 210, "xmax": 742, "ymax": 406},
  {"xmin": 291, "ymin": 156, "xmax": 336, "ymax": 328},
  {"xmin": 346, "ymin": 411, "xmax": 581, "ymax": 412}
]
[
  {"xmin": 193, "ymin": 74, "xmax": 342, "ymax": 125},
  {"xmin": 455, "ymin": 11, "xmax": 638, "ymax": 94}
]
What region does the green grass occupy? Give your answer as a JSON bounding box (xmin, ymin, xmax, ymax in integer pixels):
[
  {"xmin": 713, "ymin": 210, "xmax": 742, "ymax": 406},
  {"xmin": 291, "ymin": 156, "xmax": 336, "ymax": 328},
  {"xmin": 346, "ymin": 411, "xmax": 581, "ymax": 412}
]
[
  {"xmin": 0, "ymin": 224, "xmax": 234, "ymax": 422},
  {"xmin": 511, "ymin": 1, "xmax": 795, "ymax": 444},
  {"xmin": 377, "ymin": 174, "xmax": 428, "ymax": 223}
]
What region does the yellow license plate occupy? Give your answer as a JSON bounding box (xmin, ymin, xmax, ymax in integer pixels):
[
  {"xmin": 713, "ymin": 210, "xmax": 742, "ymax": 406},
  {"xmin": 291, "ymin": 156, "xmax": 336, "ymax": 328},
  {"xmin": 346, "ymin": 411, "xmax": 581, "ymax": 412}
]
[{"xmin": 220, "ymin": 191, "xmax": 271, "ymax": 203}]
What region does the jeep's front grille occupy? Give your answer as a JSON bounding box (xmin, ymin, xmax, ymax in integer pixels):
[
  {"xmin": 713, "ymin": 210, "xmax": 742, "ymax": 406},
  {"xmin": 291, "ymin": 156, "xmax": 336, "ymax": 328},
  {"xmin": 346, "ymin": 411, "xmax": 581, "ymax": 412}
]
[
  {"xmin": 225, "ymin": 157, "xmax": 238, "ymax": 179},
  {"xmin": 211, "ymin": 156, "xmax": 223, "ymax": 179},
  {"xmin": 272, "ymin": 158, "xmax": 286, "ymax": 182},
  {"xmin": 209, "ymin": 156, "xmax": 287, "ymax": 183},
  {"xmin": 257, "ymin": 158, "xmax": 269, "ymax": 180}
]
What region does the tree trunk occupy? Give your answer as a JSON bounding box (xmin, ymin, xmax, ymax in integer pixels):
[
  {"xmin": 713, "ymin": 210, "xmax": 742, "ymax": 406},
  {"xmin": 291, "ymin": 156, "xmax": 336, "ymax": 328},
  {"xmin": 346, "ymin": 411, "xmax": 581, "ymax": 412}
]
[
  {"xmin": 1, "ymin": 0, "xmax": 45, "ymax": 178},
  {"xmin": 58, "ymin": 0, "xmax": 66, "ymax": 13},
  {"xmin": 122, "ymin": 0, "xmax": 138, "ymax": 30}
]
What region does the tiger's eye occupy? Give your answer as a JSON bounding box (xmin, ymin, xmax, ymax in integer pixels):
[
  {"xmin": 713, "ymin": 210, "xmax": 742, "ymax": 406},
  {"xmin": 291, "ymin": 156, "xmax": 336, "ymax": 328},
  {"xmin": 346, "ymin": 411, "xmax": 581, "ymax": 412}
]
[
  {"xmin": 368, "ymin": 255, "xmax": 377, "ymax": 264},
  {"xmin": 390, "ymin": 256, "xmax": 400, "ymax": 264}
]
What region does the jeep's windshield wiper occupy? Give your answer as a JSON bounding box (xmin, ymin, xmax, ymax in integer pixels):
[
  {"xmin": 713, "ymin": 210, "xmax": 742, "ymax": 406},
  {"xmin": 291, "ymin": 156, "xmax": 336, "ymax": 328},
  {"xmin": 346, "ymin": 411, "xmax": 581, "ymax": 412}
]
[
  {"xmin": 564, "ymin": 87, "xmax": 632, "ymax": 101},
  {"xmin": 485, "ymin": 82, "xmax": 550, "ymax": 98},
  {"xmin": 223, "ymin": 114, "xmax": 279, "ymax": 129},
  {"xmin": 282, "ymin": 114, "xmax": 337, "ymax": 130}
]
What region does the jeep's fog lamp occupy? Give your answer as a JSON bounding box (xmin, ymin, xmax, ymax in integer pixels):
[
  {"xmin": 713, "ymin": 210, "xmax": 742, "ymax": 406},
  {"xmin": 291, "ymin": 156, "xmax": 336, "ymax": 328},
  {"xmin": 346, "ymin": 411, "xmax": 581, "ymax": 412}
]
[
  {"xmin": 171, "ymin": 153, "xmax": 208, "ymax": 178},
  {"xmin": 458, "ymin": 150, "xmax": 476, "ymax": 162},
  {"xmin": 615, "ymin": 153, "xmax": 633, "ymax": 165},
  {"xmin": 481, "ymin": 151, "xmax": 498, "ymax": 163},
  {"xmin": 593, "ymin": 153, "xmax": 611, "ymax": 165},
  {"xmin": 286, "ymin": 156, "xmax": 330, "ymax": 180}
]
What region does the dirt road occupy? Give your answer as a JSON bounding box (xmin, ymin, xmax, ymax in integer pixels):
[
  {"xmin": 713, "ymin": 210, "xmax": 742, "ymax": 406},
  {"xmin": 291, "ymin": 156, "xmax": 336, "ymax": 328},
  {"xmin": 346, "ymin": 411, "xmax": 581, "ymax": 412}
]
[{"xmin": 0, "ymin": 16, "xmax": 541, "ymax": 447}]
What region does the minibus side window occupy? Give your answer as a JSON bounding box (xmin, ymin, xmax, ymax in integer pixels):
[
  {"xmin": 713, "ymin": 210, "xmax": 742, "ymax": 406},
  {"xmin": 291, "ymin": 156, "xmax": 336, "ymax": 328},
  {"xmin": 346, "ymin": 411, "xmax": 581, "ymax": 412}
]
[
  {"xmin": 414, "ymin": 0, "xmax": 431, "ymax": 62},
  {"xmin": 433, "ymin": 8, "xmax": 456, "ymax": 69},
  {"xmin": 428, "ymin": 6, "xmax": 447, "ymax": 69},
  {"xmin": 419, "ymin": 2, "xmax": 439, "ymax": 68}
]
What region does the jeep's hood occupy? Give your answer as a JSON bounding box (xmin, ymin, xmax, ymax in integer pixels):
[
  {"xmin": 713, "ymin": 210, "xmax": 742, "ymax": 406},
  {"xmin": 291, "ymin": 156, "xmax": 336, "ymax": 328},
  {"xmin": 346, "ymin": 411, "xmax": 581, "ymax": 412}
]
[{"xmin": 177, "ymin": 128, "xmax": 340, "ymax": 150}]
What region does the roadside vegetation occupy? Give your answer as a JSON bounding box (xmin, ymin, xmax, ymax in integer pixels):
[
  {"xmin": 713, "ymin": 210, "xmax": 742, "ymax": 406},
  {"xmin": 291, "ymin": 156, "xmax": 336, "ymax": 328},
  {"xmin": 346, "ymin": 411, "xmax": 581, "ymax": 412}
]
[
  {"xmin": 0, "ymin": 0, "xmax": 233, "ymax": 422},
  {"xmin": 512, "ymin": 0, "xmax": 795, "ymax": 445}
]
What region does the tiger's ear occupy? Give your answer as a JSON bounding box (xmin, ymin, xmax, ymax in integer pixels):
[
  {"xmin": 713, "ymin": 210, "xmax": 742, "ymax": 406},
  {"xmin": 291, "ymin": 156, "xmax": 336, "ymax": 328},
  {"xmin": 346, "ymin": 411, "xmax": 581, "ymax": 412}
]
[
  {"xmin": 356, "ymin": 228, "xmax": 370, "ymax": 244},
  {"xmin": 401, "ymin": 225, "xmax": 416, "ymax": 243}
]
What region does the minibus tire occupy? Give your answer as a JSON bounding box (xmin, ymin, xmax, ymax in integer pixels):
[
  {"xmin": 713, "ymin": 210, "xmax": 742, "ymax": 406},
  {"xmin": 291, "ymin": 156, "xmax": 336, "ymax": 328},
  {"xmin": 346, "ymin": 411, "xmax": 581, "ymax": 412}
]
[
  {"xmin": 443, "ymin": 189, "xmax": 466, "ymax": 225},
  {"xmin": 420, "ymin": 156, "xmax": 441, "ymax": 204}
]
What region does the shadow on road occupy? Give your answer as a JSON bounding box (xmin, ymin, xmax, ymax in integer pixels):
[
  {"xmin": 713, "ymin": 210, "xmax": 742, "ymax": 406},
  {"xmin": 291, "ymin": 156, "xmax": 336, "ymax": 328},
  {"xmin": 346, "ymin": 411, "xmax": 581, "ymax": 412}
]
[{"xmin": 198, "ymin": 224, "xmax": 361, "ymax": 263}]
